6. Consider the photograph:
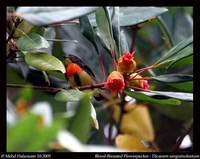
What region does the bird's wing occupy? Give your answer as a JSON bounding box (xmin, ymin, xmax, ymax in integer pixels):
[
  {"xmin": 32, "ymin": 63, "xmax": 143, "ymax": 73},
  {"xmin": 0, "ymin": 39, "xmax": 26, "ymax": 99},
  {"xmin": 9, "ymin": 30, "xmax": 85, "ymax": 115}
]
[{"xmin": 68, "ymin": 54, "xmax": 96, "ymax": 79}]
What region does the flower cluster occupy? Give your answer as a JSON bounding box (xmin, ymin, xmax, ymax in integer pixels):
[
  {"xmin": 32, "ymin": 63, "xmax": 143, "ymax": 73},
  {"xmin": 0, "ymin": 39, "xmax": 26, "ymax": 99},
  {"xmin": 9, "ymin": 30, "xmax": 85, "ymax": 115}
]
[{"xmin": 105, "ymin": 51, "xmax": 149, "ymax": 94}]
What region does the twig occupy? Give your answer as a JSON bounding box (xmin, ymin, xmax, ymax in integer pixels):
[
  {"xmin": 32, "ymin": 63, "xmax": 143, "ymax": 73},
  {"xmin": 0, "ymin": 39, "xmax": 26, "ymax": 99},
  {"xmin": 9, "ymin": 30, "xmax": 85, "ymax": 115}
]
[
  {"xmin": 99, "ymin": 54, "xmax": 106, "ymax": 82},
  {"xmin": 6, "ymin": 18, "xmax": 23, "ymax": 43},
  {"xmin": 125, "ymin": 85, "xmax": 151, "ymax": 92},
  {"xmin": 116, "ymin": 93, "xmax": 126, "ymax": 135},
  {"xmin": 171, "ymin": 122, "xmax": 193, "ymax": 152},
  {"xmin": 48, "ymin": 21, "xmax": 79, "ymax": 27},
  {"xmin": 7, "ymin": 83, "xmax": 106, "ymax": 92},
  {"xmin": 7, "ymin": 84, "xmax": 61, "ymax": 92},
  {"xmin": 108, "ymin": 106, "xmax": 114, "ymax": 145}
]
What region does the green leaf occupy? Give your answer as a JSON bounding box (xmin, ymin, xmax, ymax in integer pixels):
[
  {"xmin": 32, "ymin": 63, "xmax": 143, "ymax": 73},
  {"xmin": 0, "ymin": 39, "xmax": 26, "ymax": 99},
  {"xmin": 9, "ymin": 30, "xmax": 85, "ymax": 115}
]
[
  {"xmin": 90, "ymin": 102, "xmax": 99, "ymax": 130},
  {"xmin": 112, "ymin": 7, "xmax": 121, "ymax": 57},
  {"xmin": 157, "ymin": 16, "xmax": 175, "ymax": 47},
  {"xmin": 46, "ymin": 38, "xmax": 78, "ymax": 43},
  {"xmin": 7, "ymin": 114, "xmax": 39, "ymax": 152},
  {"xmin": 96, "ymin": 7, "xmax": 115, "ymax": 52},
  {"xmin": 25, "ymin": 52, "xmax": 65, "ymax": 73},
  {"xmin": 144, "ymin": 91, "xmax": 193, "ymax": 102},
  {"xmin": 55, "ymin": 90, "xmax": 99, "ymax": 130},
  {"xmin": 167, "ymin": 81, "xmax": 193, "ymax": 92},
  {"xmin": 167, "ymin": 46, "xmax": 193, "ymax": 70},
  {"xmin": 151, "ymin": 74, "xmax": 193, "ymax": 92},
  {"xmin": 23, "ymin": 120, "xmax": 62, "ymax": 152},
  {"xmin": 16, "ymin": 7, "xmax": 98, "ymax": 26},
  {"xmin": 79, "ymin": 15, "xmax": 99, "ymax": 55},
  {"xmin": 7, "ymin": 113, "xmax": 63, "ymax": 152},
  {"xmin": 20, "ymin": 87, "xmax": 33, "ymax": 101},
  {"xmin": 14, "ymin": 21, "xmax": 34, "ymax": 38},
  {"xmin": 169, "ymin": 55, "xmax": 193, "ymax": 67},
  {"xmin": 16, "ymin": 32, "xmax": 49, "ymax": 51},
  {"xmin": 120, "ymin": 29, "xmax": 129, "ymax": 53},
  {"xmin": 89, "ymin": 7, "xmax": 168, "ymax": 27},
  {"xmin": 119, "ymin": 7, "xmax": 168, "ymax": 27},
  {"xmin": 125, "ymin": 90, "xmax": 181, "ymax": 105},
  {"xmin": 154, "ymin": 36, "xmax": 193, "ymax": 66},
  {"xmin": 30, "ymin": 26, "xmax": 46, "ymax": 36},
  {"xmin": 153, "ymin": 101, "xmax": 193, "ymax": 121},
  {"xmin": 68, "ymin": 94, "xmax": 91, "ymax": 143},
  {"xmin": 55, "ymin": 90, "xmax": 85, "ymax": 102},
  {"xmin": 151, "ymin": 74, "xmax": 193, "ymax": 83}
]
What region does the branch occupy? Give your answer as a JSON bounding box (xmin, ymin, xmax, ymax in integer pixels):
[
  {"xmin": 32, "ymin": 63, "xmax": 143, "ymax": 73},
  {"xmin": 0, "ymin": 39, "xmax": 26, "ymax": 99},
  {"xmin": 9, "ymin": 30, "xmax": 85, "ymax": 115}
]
[
  {"xmin": 125, "ymin": 85, "xmax": 151, "ymax": 92},
  {"xmin": 107, "ymin": 106, "xmax": 114, "ymax": 145},
  {"xmin": 171, "ymin": 122, "xmax": 193, "ymax": 152},
  {"xmin": 7, "ymin": 83, "xmax": 106, "ymax": 92},
  {"xmin": 116, "ymin": 93, "xmax": 126, "ymax": 135},
  {"xmin": 6, "ymin": 18, "xmax": 23, "ymax": 43},
  {"xmin": 7, "ymin": 84, "xmax": 61, "ymax": 92}
]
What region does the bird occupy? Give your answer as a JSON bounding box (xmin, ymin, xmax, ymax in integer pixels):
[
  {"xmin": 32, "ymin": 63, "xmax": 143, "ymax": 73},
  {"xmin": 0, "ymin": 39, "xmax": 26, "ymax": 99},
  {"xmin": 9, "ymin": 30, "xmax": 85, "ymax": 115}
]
[{"xmin": 63, "ymin": 54, "xmax": 103, "ymax": 101}]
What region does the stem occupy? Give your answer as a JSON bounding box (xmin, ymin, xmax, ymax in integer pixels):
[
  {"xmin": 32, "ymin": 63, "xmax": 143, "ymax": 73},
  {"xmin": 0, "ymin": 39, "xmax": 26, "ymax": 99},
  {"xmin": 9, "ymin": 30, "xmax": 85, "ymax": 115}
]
[
  {"xmin": 48, "ymin": 21, "xmax": 79, "ymax": 27},
  {"xmin": 7, "ymin": 83, "xmax": 106, "ymax": 92},
  {"xmin": 171, "ymin": 122, "xmax": 193, "ymax": 152},
  {"xmin": 125, "ymin": 85, "xmax": 151, "ymax": 92},
  {"xmin": 117, "ymin": 93, "xmax": 126, "ymax": 135},
  {"xmin": 135, "ymin": 65, "xmax": 156, "ymax": 74},
  {"xmin": 126, "ymin": 77, "xmax": 150, "ymax": 81},
  {"xmin": 99, "ymin": 54, "xmax": 106, "ymax": 82},
  {"xmin": 6, "ymin": 18, "xmax": 22, "ymax": 43},
  {"xmin": 108, "ymin": 107, "xmax": 114, "ymax": 145},
  {"xmin": 112, "ymin": 50, "xmax": 117, "ymax": 71}
]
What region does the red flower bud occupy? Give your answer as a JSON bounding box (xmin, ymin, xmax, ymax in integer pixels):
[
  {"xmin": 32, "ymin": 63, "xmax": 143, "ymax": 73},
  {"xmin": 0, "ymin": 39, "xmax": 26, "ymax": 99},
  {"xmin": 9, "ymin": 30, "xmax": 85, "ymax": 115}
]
[
  {"xmin": 126, "ymin": 73, "xmax": 149, "ymax": 89},
  {"xmin": 118, "ymin": 51, "xmax": 136, "ymax": 74},
  {"xmin": 105, "ymin": 71, "xmax": 125, "ymax": 94}
]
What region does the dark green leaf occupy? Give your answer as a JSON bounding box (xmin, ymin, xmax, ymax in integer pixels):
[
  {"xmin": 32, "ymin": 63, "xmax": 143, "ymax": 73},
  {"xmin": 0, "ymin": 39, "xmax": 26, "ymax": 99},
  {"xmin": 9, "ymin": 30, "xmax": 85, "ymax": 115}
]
[
  {"xmin": 154, "ymin": 36, "xmax": 193, "ymax": 66},
  {"xmin": 112, "ymin": 7, "xmax": 121, "ymax": 57},
  {"xmin": 120, "ymin": 29, "xmax": 129, "ymax": 53},
  {"xmin": 125, "ymin": 90, "xmax": 181, "ymax": 105},
  {"xmin": 169, "ymin": 55, "xmax": 193, "ymax": 67},
  {"xmin": 167, "ymin": 81, "xmax": 193, "ymax": 92},
  {"xmin": 119, "ymin": 7, "xmax": 168, "ymax": 27},
  {"xmin": 153, "ymin": 101, "xmax": 193, "ymax": 121},
  {"xmin": 157, "ymin": 16, "xmax": 175, "ymax": 47},
  {"xmin": 90, "ymin": 7, "xmax": 168, "ymax": 27},
  {"xmin": 52, "ymin": 28, "xmax": 65, "ymax": 60},
  {"xmin": 96, "ymin": 7, "xmax": 115, "ymax": 52},
  {"xmin": 145, "ymin": 91, "xmax": 193, "ymax": 101},
  {"xmin": 30, "ymin": 26, "xmax": 46, "ymax": 36},
  {"xmin": 25, "ymin": 52, "xmax": 65, "ymax": 73},
  {"xmin": 151, "ymin": 74, "xmax": 193, "ymax": 83},
  {"xmin": 17, "ymin": 61, "xmax": 30, "ymax": 80},
  {"xmin": 68, "ymin": 94, "xmax": 91, "ymax": 143},
  {"xmin": 16, "ymin": 7, "xmax": 98, "ymax": 26},
  {"xmin": 79, "ymin": 15, "xmax": 99, "ymax": 55},
  {"xmin": 46, "ymin": 38, "xmax": 78, "ymax": 43},
  {"xmin": 16, "ymin": 32, "xmax": 49, "ymax": 51},
  {"xmin": 55, "ymin": 90, "xmax": 85, "ymax": 102}
]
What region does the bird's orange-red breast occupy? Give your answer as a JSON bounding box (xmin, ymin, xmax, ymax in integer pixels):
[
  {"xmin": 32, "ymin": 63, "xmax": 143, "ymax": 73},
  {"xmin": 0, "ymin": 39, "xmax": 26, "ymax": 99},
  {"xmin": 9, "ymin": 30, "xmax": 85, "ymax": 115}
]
[{"xmin": 63, "ymin": 54, "xmax": 103, "ymax": 100}]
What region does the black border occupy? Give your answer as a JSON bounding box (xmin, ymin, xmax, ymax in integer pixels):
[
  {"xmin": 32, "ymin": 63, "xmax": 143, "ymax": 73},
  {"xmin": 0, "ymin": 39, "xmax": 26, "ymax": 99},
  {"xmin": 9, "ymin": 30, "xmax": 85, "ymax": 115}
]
[{"xmin": 2, "ymin": 1, "xmax": 199, "ymax": 158}]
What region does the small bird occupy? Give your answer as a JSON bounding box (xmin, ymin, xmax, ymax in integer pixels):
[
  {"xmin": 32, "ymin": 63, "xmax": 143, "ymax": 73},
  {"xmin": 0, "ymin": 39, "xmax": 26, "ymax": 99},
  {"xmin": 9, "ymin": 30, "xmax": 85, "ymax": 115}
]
[{"xmin": 63, "ymin": 54, "xmax": 103, "ymax": 100}]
